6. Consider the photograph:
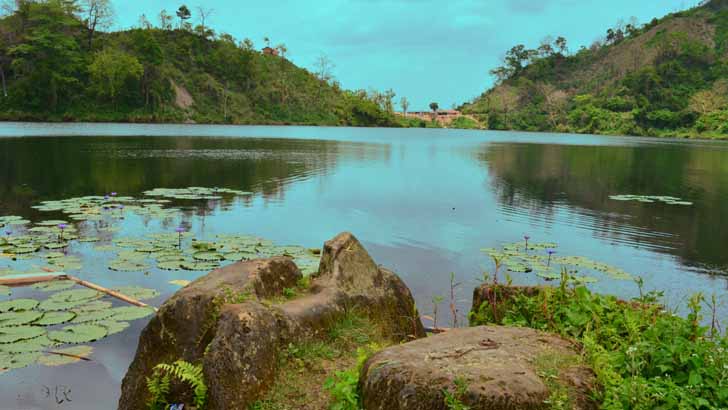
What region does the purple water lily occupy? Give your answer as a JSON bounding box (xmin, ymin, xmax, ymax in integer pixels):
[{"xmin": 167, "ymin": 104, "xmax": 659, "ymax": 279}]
[
  {"xmin": 524, "ymin": 235, "xmax": 530, "ymax": 249},
  {"xmin": 5, "ymin": 230, "xmax": 11, "ymax": 236},
  {"xmin": 176, "ymin": 227, "xmax": 186, "ymax": 248},
  {"xmin": 110, "ymin": 192, "xmax": 117, "ymax": 197},
  {"xmin": 547, "ymin": 249, "xmax": 556, "ymax": 267},
  {"xmin": 58, "ymin": 223, "xmax": 68, "ymax": 241}
]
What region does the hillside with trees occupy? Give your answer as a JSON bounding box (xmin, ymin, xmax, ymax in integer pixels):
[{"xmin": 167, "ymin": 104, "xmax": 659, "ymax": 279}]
[
  {"xmin": 461, "ymin": 0, "xmax": 728, "ymax": 138},
  {"xmin": 0, "ymin": 0, "xmax": 399, "ymax": 126}
]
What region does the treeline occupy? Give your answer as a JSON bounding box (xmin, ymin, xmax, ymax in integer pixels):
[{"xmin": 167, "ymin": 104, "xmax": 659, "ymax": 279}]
[
  {"xmin": 0, "ymin": 0, "xmax": 399, "ymax": 126},
  {"xmin": 463, "ymin": 0, "xmax": 728, "ymax": 138}
]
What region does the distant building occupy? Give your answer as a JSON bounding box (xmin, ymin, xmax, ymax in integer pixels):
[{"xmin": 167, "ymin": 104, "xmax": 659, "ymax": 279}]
[
  {"xmin": 262, "ymin": 46, "xmax": 279, "ymax": 56},
  {"xmin": 396, "ymin": 109, "xmax": 471, "ymax": 126}
]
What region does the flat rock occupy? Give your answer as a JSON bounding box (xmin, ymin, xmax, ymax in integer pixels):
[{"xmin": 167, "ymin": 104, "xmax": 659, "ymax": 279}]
[{"xmin": 360, "ymin": 326, "xmax": 596, "ymax": 410}]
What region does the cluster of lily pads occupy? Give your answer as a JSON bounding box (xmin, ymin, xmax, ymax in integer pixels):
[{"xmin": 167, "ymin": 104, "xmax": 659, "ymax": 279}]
[
  {"xmin": 143, "ymin": 187, "xmax": 251, "ymax": 201},
  {"xmin": 609, "ymin": 195, "xmax": 693, "ymax": 206},
  {"xmin": 481, "ymin": 238, "xmax": 632, "ymax": 282},
  {"xmin": 0, "ymin": 186, "xmax": 324, "ymax": 373},
  {"xmin": 104, "ymin": 233, "xmax": 320, "ymax": 276},
  {"xmin": 1, "ymin": 283, "xmax": 156, "ymax": 372}
]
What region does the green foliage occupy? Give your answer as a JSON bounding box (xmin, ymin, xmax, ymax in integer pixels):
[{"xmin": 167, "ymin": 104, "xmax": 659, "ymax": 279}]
[
  {"xmin": 470, "ymin": 282, "xmax": 728, "ymax": 409},
  {"xmin": 88, "ymin": 48, "xmax": 144, "ymax": 102},
  {"xmin": 147, "ymin": 360, "xmax": 207, "ymax": 410},
  {"xmin": 323, "ymin": 343, "xmax": 382, "ymax": 410},
  {"xmin": 464, "ymin": 3, "xmax": 728, "ymax": 138},
  {"xmin": 443, "ymin": 377, "xmax": 471, "ymax": 410},
  {"xmin": 0, "ymin": 5, "xmax": 396, "ymax": 126}
]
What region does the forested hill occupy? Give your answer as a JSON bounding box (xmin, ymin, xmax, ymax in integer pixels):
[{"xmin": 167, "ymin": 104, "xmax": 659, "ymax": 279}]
[
  {"xmin": 0, "ymin": 1, "xmax": 397, "ymax": 126},
  {"xmin": 462, "ymin": 0, "xmax": 728, "ymax": 138}
]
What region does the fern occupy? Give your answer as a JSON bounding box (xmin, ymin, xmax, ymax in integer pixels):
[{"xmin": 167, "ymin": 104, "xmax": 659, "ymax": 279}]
[
  {"xmin": 146, "ymin": 360, "xmax": 208, "ymax": 410},
  {"xmin": 146, "ymin": 373, "xmax": 171, "ymax": 410}
]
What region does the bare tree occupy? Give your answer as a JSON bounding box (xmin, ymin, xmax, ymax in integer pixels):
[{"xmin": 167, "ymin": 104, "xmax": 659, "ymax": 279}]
[
  {"xmin": 81, "ymin": 0, "xmax": 114, "ymax": 49},
  {"xmin": 400, "ymin": 96, "xmax": 409, "ymax": 116},
  {"xmin": 158, "ymin": 9, "xmax": 173, "ymax": 30},
  {"xmin": 274, "ymin": 43, "xmax": 288, "ymax": 58},
  {"xmin": 537, "ymin": 83, "xmax": 568, "ymax": 128},
  {"xmin": 138, "ymin": 14, "xmax": 152, "ymax": 29},
  {"xmin": 196, "ymin": 6, "xmax": 213, "ymax": 32},
  {"xmin": 313, "ymin": 54, "xmax": 335, "ymax": 83},
  {"xmin": 313, "ymin": 54, "xmax": 335, "ymax": 105}
]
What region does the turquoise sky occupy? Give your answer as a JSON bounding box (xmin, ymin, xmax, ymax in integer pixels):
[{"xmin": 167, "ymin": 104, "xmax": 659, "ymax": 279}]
[{"xmin": 112, "ymin": 0, "xmax": 699, "ymax": 111}]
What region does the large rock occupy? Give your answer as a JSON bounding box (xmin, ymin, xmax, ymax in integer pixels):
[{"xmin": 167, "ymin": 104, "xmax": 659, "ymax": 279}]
[
  {"xmin": 203, "ymin": 302, "xmax": 282, "ymax": 408},
  {"xmin": 359, "ymin": 326, "xmax": 596, "ymax": 410},
  {"xmin": 118, "ymin": 257, "xmax": 302, "ymax": 410},
  {"xmin": 118, "ymin": 232, "xmax": 424, "ymax": 410}
]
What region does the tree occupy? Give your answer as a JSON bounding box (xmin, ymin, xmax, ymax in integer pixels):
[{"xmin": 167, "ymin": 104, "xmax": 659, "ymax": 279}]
[
  {"xmin": 263, "ymin": 36, "xmax": 270, "ymax": 47},
  {"xmin": 195, "ymin": 6, "xmax": 212, "ymax": 32},
  {"xmin": 313, "ymin": 54, "xmax": 334, "ymax": 83},
  {"xmin": 88, "ymin": 48, "xmax": 143, "ymax": 103},
  {"xmin": 240, "ymin": 38, "xmax": 254, "ymax": 51},
  {"xmin": 537, "ymin": 83, "xmax": 568, "ymax": 127},
  {"xmin": 81, "ymin": 0, "xmax": 113, "ymax": 49},
  {"xmin": 8, "ymin": 1, "xmax": 84, "ymax": 110},
  {"xmin": 689, "ymin": 81, "xmax": 728, "ymax": 115},
  {"xmin": 176, "ymin": 5, "xmax": 191, "ymax": 29},
  {"xmin": 429, "ymin": 102, "xmax": 439, "ymax": 112},
  {"xmin": 554, "ymin": 36, "xmax": 568, "ymax": 55},
  {"xmin": 138, "ymin": 13, "xmax": 152, "ymax": 29},
  {"xmin": 313, "ymin": 53, "xmax": 335, "ymax": 105},
  {"xmin": 400, "ymin": 96, "xmax": 409, "ymax": 115},
  {"xmin": 274, "ymin": 43, "xmax": 287, "ymax": 58},
  {"xmin": 158, "ymin": 9, "xmax": 173, "ymax": 30}
]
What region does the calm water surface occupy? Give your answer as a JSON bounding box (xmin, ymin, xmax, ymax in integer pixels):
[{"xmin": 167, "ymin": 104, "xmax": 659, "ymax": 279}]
[{"xmin": 1, "ymin": 123, "xmax": 728, "ymax": 409}]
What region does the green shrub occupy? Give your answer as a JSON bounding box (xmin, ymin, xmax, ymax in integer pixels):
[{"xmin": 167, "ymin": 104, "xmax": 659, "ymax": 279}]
[{"xmin": 470, "ymin": 279, "xmax": 728, "ymax": 409}]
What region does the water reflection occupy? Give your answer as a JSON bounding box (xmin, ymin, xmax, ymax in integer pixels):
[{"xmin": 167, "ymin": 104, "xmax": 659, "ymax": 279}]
[
  {"xmin": 1, "ymin": 125, "xmax": 728, "ymax": 409},
  {"xmin": 481, "ymin": 142, "xmax": 728, "ymax": 272}
]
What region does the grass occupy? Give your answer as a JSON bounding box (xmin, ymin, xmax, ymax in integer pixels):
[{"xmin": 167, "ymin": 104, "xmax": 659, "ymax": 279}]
[
  {"xmin": 534, "ymin": 351, "xmax": 583, "ymax": 410},
  {"xmin": 250, "ymin": 310, "xmax": 387, "ymax": 410},
  {"xmin": 470, "ymin": 272, "xmax": 728, "ymax": 409}
]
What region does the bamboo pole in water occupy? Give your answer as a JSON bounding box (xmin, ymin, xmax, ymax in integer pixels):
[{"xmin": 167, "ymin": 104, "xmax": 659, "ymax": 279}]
[{"xmin": 0, "ymin": 269, "xmax": 157, "ymax": 311}]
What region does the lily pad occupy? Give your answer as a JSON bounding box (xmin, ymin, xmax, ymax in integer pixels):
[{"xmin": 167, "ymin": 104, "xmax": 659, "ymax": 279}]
[
  {"xmin": 0, "ymin": 311, "xmax": 44, "ymax": 326},
  {"xmin": 33, "ymin": 280, "xmax": 76, "ymax": 292},
  {"xmin": 108, "ymin": 260, "xmax": 150, "ymax": 272},
  {"xmin": 98, "ymin": 320, "xmax": 130, "ymax": 336},
  {"xmin": 72, "ymin": 300, "xmax": 113, "ymax": 313},
  {"xmin": 49, "ymin": 289, "xmax": 101, "ymax": 303},
  {"xmin": 34, "ymin": 311, "xmax": 76, "ymax": 326},
  {"xmin": 70, "ymin": 309, "xmax": 114, "ymax": 324},
  {"xmin": 0, "ymin": 334, "xmax": 55, "ymax": 353},
  {"xmin": 49, "ymin": 324, "xmax": 108, "ymax": 344},
  {"xmin": 38, "ymin": 345, "xmax": 93, "ymax": 367},
  {"xmin": 0, "ymin": 351, "xmax": 41, "ymax": 370},
  {"xmin": 0, "ymin": 299, "xmax": 39, "ymax": 313},
  {"xmin": 0, "ymin": 326, "xmax": 45, "ymax": 343},
  {"xmin": 113, "ymin": 286, "xmax": 159, "ymax": 301},
  {"xmin": 109, "ymin": 306, "xmax": 155, "ymax": 322}
]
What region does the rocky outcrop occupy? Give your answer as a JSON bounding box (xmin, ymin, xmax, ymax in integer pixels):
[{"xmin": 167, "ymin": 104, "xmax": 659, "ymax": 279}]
[
  {"xmin": 359, "ymin": 326, "xmax": 596, "ymax": 410},
  {"xmin": 118, "ymin": 232, "xmax": 424, "ymax": 410},
  {"xmin": 118, "ymin": 257, "xmax": 302, "ymax": 410}
]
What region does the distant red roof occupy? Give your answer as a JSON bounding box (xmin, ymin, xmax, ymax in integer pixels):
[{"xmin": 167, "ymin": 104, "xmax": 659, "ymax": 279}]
[{"xmin": 262, "ymin": 46, "xmax": 279, "ymax": 56}]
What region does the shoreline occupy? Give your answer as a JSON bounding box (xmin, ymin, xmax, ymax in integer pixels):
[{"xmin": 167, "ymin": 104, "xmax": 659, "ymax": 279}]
[{"xmin": 0, "ymin": 120, "xmax": 727, "ymax": 142}]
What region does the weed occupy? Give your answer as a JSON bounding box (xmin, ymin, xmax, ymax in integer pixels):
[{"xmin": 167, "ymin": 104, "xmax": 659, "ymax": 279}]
[{"xmin": 443, "ymin": 377, "xmax": 470, "ymax": 410}]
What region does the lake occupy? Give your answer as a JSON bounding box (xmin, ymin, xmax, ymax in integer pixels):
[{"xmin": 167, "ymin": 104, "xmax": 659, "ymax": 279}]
[{"xmin": 1, "ymin": 123, "xmax": 727, "ymax": 409}]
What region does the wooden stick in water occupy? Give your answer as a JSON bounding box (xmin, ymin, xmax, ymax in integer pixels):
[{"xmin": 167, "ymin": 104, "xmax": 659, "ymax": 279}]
[
  {"xmin": 44, "ymin": 350, "xmax": 93, "ymax": 362},
  {"xmin": 65, "ymin": 275, "xmax": 157, "ymax": 311}
]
